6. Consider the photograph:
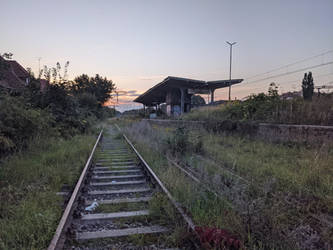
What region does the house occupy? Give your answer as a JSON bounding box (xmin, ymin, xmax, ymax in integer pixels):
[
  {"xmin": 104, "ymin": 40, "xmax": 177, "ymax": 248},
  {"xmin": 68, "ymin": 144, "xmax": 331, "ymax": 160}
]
[
  {"xmin": 39, "ymin": 79, "xmax": 49, "ymax": 93},
  {"xmin": 134, "ymin": 76, "xmax": 243, "ymax": 116},
  {"xmin": 0, "ymin": 56, "xmax": 31, "ymax": 90},
  {"xmin": 280, "ymin": 91, "xmax": 302, "ymax": 100},
  {"xmin": 0, "ymin": 56, "xmax": 50, "ymax": 92}
]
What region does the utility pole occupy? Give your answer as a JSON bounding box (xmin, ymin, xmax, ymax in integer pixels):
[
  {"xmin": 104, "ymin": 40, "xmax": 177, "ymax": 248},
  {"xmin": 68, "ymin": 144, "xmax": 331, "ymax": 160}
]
[
  {"xmin": 226, "ymin": 41, "xmax": 236, "ymax": 101},
  {"xmin": 115, "ymin": 91, "xmax": 119, "ymax": 115},
  {"xmin": 37, "ymin": 57, "xmax": 42, "ymax": 78}
]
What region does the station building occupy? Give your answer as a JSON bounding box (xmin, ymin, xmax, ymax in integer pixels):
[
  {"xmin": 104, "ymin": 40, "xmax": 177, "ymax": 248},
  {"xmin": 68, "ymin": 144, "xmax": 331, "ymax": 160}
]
[{"xmin": 134, "ymin": 76, "xmax": 243, "ymax": 116}]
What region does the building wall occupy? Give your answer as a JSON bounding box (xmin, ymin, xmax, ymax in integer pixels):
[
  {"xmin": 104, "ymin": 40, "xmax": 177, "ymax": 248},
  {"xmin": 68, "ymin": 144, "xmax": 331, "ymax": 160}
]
[
  {"xmin": 145, "ymin": 119, "xmax": 333, "ymax": 145},
  {"xmin": 165, "ymin": 89, "xmax": 192, "ymax": 116}
]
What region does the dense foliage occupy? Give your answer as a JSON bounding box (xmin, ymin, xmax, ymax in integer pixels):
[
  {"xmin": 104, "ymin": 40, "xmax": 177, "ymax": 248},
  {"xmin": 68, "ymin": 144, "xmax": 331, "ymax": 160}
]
[
  {"xmin": 184, "ymin": 83, "xmax": 333, "ymax": 126},
  {"xmin": 122, "ymin": 119, "xmax": 333, "ymax": 249},
  {"xmin": 0, "ymin": 93, "xmax": 52, "ymax": 153},
  {"xmin": 302, "ymin": 71, "xmax": 314, "ymax": 100},
  {"xmin": 0, "ymin": 134, "xmax": 95, "ymax": 249},
  {"xmin": 72, "ymin": 74, "xmax": 115, "ymax": 105},
  {"xmin": 191, "ymin": 95, "xmax": 206, "ymax": 107},
  {"xmin": 0, "ymin": 73, "xmax": 115, "ymax": 157}
]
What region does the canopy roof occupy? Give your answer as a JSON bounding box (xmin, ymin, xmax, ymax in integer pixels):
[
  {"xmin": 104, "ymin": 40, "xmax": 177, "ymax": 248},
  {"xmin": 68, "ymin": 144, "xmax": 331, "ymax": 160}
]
[{"xmin": 134, "ymin": 76, "xmax": 243, "ymax": 106}]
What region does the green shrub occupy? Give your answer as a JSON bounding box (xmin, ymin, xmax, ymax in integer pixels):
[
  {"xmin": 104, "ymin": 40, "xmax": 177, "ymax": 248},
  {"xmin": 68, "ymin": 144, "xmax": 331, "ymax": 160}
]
[
  {"xmin": 0, "ymin": 94, "xmax": 53, "ymax": 155},
  {"xmin": 0, "ymin": 134, "xmax": 95, "ymax": 249},
  {"xmin": 0, "ymin": 71, "xmax": 116, "ymax": 158},
  {"xmin": 192, "ymin": 134, "xmax": 203, "ymax": 154},
  {"xmin": 166, "ymin": 126, "xmax": 189, "ymax": 155},
  {"xmin": 183, "ymin": 90, "xmax": 333, "ymax": 126},
  {"xmin": 166, "ymin": 126, "xmax": 204, "ymax": 155}
]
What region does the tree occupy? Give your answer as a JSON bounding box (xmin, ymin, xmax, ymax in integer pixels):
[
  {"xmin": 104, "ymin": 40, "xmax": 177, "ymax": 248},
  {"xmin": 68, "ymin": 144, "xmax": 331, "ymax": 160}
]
[
  {"xmin": 302, "ymin": 71, "xmax": 314, "ymax": 100},
  {"xmin": 39, "ymin": 61, "xmax": 69, "ymax": 83},
  {"xmin": 268, "ymin": 82, "xmax": 279, "ymax": 98},
  {"xmin": 1, "ymin": 53, "xmax": 13, "ymax": 59},
  {"xmin": 0, "ymin": 52, "xmax": 13, "ymax": 80},
  {"xmin": 72, "ymin": 74, "xmax": 115, "ymax": 105},
  {"xmin": 191, "ymin": 95, "xmax": 206, "ymax": 107}
]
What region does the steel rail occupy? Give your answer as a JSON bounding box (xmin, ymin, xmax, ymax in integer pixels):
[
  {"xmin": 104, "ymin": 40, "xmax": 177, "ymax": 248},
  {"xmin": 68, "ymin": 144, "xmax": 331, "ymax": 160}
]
[
  {"xmin": 166, "ymin": 157, "xmax": 232, "ymax": 203},
  {"xmin": 123, "ymin": 134, "xmax": 196, "ymax": 230},
  {"xmin": 169, "ymin": 149, "xmax": 333, "ymax": 230},
  {"xmin": 166, "ymin": 157, "xmax": 201, "ymax": 184},
  {"xmin": 115, "ymin": 122, "xmax": 333, "ymax": 247},
  {"xmin": 115, "ymin": 124, "xmax": 196, "ymax": 231},
  {"xmin": 48, "ymin": 129, "xmax": 103, "ymax": 250}
]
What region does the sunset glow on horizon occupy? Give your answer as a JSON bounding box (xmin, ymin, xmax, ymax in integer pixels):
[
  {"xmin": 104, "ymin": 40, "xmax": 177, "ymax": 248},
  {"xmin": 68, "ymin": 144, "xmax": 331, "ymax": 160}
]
[{"xmin": 1, "ymin": 0, "xmax": 332, "ymax": 111}]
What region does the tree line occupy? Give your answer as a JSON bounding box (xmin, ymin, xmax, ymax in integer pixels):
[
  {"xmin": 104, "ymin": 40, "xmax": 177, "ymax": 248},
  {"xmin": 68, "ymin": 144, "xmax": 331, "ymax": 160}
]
[{"xmin": 0, "ymin": 57, "xmax": 116, "ymax": 157}]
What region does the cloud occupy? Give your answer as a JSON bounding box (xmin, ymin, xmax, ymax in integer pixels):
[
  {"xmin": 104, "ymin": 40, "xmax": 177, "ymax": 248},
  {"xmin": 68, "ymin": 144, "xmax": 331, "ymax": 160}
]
[
  {"xmin": 126, "ymin": 90, "xmax": 140, "ymax": 97},
  {"xmin": 104, "ymin": 89, "xmax": 143, "ymax": 108},
  {"xmin": 115, "ymin": 90, "xmax": 128, "ymax": 95},
  {"xmin": 114, "ymin": 103, "xmax": 142, "ymax": 112},
  {"xmin": 113, "ymin": 89, "xmax": 142, "ymax": 97},
  {"xmin": 127, "ymin": 90, "xmax": 136, "ymax": 94},
  {"xmin": 105, "ymin": 96, "xmax": 142, "ymax": 112},
  {"xmin": 126, "ymin": 90, "xmax": 140, "ymax": 96}
]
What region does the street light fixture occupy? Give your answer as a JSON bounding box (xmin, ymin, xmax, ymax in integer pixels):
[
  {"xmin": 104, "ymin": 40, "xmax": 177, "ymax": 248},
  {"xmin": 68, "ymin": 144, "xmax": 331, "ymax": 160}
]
[{"xmin": 226, "ymin": 41, "xmax": 236, "ymax": 101}]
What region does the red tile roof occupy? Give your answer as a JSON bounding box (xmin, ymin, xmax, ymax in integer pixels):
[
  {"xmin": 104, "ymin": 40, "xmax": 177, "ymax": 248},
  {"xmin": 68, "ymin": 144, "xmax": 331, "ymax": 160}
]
[
  {"xmin": 0, "ymin": 56, "xmax": 29, "ymax": 89},
  {"xmin": 8, "ymin": 60, "xmax": 30, "ymax": 79}
]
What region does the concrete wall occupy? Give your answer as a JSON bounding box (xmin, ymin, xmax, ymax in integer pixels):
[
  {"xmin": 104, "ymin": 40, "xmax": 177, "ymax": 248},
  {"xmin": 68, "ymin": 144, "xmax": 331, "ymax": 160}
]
[
  {"xmin": 145, "ymin": 119, "xmax": 333, "ymax": 145},
  {"xmin": 145, "ymin": 119, "xmax": 205, "ymax": 129},
  {"xmin": 257, "ymin": 123, "xmax": 333, "ymax": 144}
]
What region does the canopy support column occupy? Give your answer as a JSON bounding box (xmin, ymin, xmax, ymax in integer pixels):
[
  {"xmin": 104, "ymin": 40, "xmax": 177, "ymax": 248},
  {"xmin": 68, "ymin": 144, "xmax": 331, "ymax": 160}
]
[
  {"xmin": 210, "ymin": 89, "xmax": 215, "ymax": 104},
  {"xmin": 180, "ymin": 88, "xmax": 185, "ymax": 114}
]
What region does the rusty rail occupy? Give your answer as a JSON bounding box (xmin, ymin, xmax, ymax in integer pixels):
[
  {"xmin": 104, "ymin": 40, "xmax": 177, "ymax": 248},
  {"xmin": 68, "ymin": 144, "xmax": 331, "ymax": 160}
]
[
  {"xmin": 115, "ymin": 124, "xmax": 196, "ymax": 231},
  {"xmin": 48, "ymin": 129, "xmax": 103, "ymax": 250}
]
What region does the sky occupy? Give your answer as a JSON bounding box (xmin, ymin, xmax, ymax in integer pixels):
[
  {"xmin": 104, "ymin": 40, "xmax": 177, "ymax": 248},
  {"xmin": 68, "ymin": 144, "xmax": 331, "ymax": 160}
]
[{"xmin": 1, "ymin": 0, "xmax": 333, "ymax": 111}]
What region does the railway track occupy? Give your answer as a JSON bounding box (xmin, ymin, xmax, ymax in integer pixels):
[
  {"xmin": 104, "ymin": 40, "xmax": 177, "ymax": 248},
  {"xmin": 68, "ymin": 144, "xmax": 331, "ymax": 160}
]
[{"xmin": 48, "ymin": 126, "xmax": 196, "ymax": 250}]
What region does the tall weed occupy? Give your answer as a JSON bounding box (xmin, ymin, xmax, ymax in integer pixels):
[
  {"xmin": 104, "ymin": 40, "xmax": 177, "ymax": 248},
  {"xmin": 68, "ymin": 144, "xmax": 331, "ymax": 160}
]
[
  {"xmin": 0, "ymin": 134, "xmax": 95, "ymax": 249},
  {"xmin": 183, "ymin": 93, "xmax": 333, "ymax": 126}
]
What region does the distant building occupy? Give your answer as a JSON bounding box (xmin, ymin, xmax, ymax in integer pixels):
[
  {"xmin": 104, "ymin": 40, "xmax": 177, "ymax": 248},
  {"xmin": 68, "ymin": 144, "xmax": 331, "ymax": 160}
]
[
  {"xmin": 0, "ymin": 56, "xmax": 49, "ymax": 92},
  {"xmin": 134, "ymin": 76, "xmax": 243, "ymax": 116},
  {"xmin": 39, "ymin": 79, "xmax": 49, "ymax": 93},
  {"xmin": 0, "ymin": 56, "xmax": 31, "ymax": 89},
  {"xmin": 280, "ymin": 91, "xmax": 302, "ymax": 100}
]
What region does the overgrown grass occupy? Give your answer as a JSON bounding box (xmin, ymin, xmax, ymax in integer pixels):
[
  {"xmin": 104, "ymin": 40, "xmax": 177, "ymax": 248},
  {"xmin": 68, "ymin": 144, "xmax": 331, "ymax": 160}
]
[
  {"xmin": 198, "ymin": 131, "xmax": 333, "ymax": 199},
  {"xmin": 186, "ymin": 130, "xmax": 333, "ymax": 248},
  {"xmin": 183, "ymin": 93, "xmax": 333, "ymax": 126},
  {"xmin": 0, "ymin": 134, "xmax": 95, "ymax": 250},
  {"xmin": 120, "ymin": 121, "xmax": 243, "ymax": 234},
  {"xmin": 118, "ymin": 119, "xmax": 333, "ymax": 249},
  {"xmin": 148, "ymin": 192, "xmax": 196, "ymax": 247}
]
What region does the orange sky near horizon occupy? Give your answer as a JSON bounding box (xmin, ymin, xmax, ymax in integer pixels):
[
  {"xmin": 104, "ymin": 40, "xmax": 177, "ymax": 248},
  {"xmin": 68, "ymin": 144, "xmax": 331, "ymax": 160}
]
[{"xmin": 2, "ymin": 0, "xmax": 332, "ymax": 112}]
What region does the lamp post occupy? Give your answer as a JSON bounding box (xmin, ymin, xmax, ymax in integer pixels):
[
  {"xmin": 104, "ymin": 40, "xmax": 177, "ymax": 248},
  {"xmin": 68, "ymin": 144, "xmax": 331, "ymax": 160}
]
[
  {"xmin": 37, "ymin": 57, "xmax": 42, "ymax": 78},
  {"xmin": 226, "ymin": 41, "xmax": 236, "ymax": 101}
]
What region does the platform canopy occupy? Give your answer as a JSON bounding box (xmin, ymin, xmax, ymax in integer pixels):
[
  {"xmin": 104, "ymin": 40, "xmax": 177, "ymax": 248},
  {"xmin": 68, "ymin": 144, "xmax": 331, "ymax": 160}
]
[{"xmin": 134, "ymin": 76, "xmax": 243, "ymax": 106}]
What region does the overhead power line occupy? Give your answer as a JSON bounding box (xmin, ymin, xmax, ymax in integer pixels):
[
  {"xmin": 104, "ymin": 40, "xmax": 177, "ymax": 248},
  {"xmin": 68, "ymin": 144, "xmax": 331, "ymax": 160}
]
[
  {"xmin": 245, "ymin": 61, "xmax": 333, "ymax": 85},
  {"xmin": 275, "ymin": 72, "xmax": 333, "ymax": 86},
  {"xmin": 249, "ymin": 72, "xmax": 333, "ymax": 89},
  {"xmin": 245, "ymin": 49, "xmax": 333, "ymax": 80},
  {"xmin": 229, "ymin": 72, "xmax": 333, "ymax": 96},
  {"xmin": 238, "ymin": 74, "xmax": 333, "ymax": 94}
]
